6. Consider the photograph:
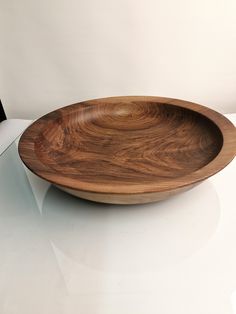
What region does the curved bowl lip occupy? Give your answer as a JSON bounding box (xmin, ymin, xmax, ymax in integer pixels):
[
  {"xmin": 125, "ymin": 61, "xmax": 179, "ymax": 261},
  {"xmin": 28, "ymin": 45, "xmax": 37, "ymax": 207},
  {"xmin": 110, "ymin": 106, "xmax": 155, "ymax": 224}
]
[{"xmin": 18, "ymin": 96, "xmax": 236, "ymax": 195}]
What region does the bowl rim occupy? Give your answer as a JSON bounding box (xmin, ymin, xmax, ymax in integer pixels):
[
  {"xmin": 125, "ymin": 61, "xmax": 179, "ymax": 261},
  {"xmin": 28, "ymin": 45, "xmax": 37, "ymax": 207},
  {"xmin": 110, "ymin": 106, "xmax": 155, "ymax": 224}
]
[{"xmin": 18, "ymin": 96, "xmax": 236, "ymax": 195}]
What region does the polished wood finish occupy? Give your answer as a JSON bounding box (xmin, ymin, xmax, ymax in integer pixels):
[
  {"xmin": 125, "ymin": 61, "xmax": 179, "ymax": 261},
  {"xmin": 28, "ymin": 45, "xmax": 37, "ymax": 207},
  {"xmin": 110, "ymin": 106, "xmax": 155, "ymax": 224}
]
[{"xmin": 19, "ymin": 96, "xmax": 236, "ymax": 204}]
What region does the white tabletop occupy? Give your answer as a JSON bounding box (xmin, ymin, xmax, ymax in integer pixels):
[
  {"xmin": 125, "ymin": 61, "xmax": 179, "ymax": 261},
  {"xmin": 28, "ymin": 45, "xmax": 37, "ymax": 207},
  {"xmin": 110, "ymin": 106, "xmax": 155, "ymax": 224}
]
[
  {"xmin": 0, "ymin": 114, "xmax": 235, "ymax": 314},
  {"xmin": 0, "ymin": 119, "xmax": 32, "ymax": 155}
]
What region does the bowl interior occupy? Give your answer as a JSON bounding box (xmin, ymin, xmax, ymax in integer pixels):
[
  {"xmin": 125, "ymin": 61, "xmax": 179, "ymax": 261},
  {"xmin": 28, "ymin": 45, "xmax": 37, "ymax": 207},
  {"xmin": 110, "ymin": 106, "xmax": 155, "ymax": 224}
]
[{"xmin": 35, "ymin": 101, "xmax": 223, "ymax": 185}]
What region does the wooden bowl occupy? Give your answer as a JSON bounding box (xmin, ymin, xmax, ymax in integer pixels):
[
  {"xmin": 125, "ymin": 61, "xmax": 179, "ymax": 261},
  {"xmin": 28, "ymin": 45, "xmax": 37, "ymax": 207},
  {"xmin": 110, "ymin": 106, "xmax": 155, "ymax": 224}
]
[{"xmin": 19, "ymin": 96, "xmax": 236, "ymax": 204}]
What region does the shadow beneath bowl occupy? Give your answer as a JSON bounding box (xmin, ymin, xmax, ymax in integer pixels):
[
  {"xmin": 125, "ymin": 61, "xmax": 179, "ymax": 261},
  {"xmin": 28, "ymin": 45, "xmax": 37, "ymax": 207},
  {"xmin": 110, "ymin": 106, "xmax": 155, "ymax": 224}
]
[{"xmin": 42, "ymin": 181, "xmax": 220, "ymax": 274}]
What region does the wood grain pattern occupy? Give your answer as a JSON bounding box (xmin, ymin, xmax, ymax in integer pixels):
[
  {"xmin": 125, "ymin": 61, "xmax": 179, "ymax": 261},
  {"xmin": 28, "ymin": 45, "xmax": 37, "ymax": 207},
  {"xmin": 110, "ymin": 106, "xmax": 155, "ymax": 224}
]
[{"xmin": 18, "ymin": 96, "xmax": 236, "ymax": 204}]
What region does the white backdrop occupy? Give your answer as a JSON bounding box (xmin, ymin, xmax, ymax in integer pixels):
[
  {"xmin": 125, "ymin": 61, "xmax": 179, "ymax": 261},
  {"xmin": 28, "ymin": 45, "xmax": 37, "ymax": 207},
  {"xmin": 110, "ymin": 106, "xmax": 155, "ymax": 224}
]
[{"xmin": 1, "ymin": 0, "xmax": 236, "ymax": 119}]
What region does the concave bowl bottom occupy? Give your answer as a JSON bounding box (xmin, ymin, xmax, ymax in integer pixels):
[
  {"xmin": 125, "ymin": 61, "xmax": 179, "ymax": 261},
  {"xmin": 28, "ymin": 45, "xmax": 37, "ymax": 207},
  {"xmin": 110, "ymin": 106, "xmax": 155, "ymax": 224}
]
[{"xmin": 32, "ymin": 101, "xmax": 223, "ymax": 203}]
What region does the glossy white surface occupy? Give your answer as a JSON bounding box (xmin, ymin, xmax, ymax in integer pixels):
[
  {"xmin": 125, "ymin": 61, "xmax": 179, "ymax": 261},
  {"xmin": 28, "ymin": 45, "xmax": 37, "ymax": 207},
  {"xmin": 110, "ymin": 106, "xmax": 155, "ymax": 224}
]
[
  {"xmin": 0, "ymin": 114, "xmax": 235, "ymax": 314},
  {"xmin": 0, "ymin": 119, "xmax": 32, "ymax": 155}
]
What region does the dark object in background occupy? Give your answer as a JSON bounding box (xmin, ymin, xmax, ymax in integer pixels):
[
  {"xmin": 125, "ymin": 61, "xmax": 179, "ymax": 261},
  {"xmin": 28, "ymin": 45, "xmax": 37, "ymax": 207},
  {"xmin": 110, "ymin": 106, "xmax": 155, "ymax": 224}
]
[{"xmin": 0, "ymin": 100, "xmax": 7, "ymax": 122}]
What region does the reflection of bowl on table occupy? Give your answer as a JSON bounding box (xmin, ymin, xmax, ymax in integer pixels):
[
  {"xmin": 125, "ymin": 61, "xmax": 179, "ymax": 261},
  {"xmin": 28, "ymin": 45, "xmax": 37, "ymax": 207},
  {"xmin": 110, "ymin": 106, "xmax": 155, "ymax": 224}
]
[
  {"xmin": 19, "ymin": 96, "xmax": 236, "ymax": 204},
  {"xmin": 42, "ymin": 181, "xmax": 220, "ymax": 273}
]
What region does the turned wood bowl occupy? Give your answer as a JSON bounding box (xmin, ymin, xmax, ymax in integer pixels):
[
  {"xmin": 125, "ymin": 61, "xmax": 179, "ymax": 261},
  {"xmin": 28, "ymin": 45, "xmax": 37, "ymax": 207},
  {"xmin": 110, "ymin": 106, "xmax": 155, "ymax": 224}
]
[{"xmin": 19, "ymin": 96, "xmax": 236, "ymax": 204}]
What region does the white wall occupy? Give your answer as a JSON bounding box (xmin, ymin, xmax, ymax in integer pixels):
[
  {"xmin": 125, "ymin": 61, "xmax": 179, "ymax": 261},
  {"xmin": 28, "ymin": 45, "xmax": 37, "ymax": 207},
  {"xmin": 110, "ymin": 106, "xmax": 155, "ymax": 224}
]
[{"xmin": 1, "ymin": 0, "xmax": 236, "ymax": 119}]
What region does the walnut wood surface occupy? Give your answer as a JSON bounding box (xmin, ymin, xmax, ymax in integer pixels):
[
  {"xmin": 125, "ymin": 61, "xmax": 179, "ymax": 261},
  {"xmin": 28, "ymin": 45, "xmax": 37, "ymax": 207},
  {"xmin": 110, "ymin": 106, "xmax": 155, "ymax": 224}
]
[{"xmin": 18, "ymin": 96, "xmax": 236, "ymax": 204}]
